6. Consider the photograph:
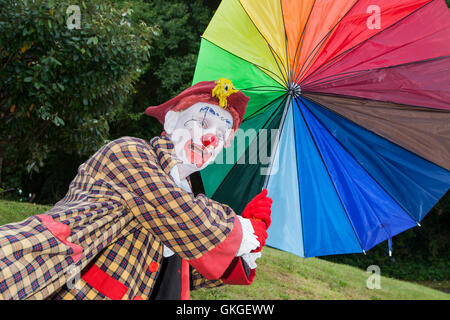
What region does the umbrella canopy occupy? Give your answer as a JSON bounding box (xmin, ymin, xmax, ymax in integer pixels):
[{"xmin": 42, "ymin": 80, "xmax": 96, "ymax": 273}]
[{"xmin": 192, "ymin": 0, "xmax": 450, "ymax": 257}]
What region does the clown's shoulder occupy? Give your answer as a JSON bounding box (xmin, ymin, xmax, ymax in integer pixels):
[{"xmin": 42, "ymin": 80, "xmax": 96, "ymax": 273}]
[
  {"xmin": 79, "ymin": 136, "xmax": 160, "ymax": 172},
  {"xmin": 99, "ymin": 136, "xmax": 155, "ymax": 153}
]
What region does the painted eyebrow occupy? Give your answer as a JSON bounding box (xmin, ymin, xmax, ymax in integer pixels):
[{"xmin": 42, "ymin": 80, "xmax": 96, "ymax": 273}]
[{"xmin": 199, "ymin": 106, "xmax": 232, "ymax": 127}]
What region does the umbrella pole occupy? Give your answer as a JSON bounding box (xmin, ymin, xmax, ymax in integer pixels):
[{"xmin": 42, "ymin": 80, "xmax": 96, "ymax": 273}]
[{"xmin": 262, "ymin": 93, "xmax": 293, "ymax": 190}]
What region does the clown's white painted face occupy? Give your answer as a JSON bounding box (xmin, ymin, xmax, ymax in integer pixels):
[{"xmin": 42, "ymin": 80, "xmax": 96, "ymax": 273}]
[{"xmin": 164, "ymin": 102, "xmax": 234, "ymax": 176}]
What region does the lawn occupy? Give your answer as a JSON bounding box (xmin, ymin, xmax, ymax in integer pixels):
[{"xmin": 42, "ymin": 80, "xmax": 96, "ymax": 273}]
[
  {"xmin": 191, "ymin": 247, "xmax": 449, "ymax": 300},
  {"xmin": 0, "ymin": 199, "xmax": 448, "ymax": 300},
  {"xmin": 0, "ymin": 199, "xmax": 52, "ymax": 226}
]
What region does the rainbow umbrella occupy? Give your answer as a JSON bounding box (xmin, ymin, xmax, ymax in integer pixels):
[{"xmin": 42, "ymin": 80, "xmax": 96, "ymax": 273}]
[{"xmin": 192, "ymin": 0, "xmax": 450, "ymax": 257}]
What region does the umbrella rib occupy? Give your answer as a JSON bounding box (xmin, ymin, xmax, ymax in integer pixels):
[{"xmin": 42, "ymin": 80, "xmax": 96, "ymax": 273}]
[
  {"xmin": 301, "ymin": 69, "xmax": 372, "ymax": 89},
  {"xmin": 241, "ymin": 89, "xmax": 287, "ymax": 93},
  {"xmin": 295, "ymin": 98, "xmax": 366, "ymax": 253},
  {"xmin": 240, "ymin": 85, "xmax": 287, "ymax": 93},
  {"xmin": 300, "ymin": 95, "xmax": 421, "ymax": 226},
  {"xmin": 201, "ymin": 38, "xmax": 287, "ymax": 87},
  {"xmin": 293, "ymin": 29, "xmax": 337, "ymax": 85},
  {"xmin": 300, "ymin": 54, "xmax": 450, "ymax": 112},
  {"xmin": 243, "ymin": 92, "xmax": 286, "ymax": 120},
  {"xmin": 301, "ymin": 90, "xmax": 450, "ymax": 113},
  {"xmin": 236, "ymin": 0, "xmax": 289, "ymax": 87},
  {"xmin": 294, "ymin": 0, "xmax": 361, "ymax": 84},
  {"xmin": 211, "ymin": 95, "xmax": 288, "ymax": 200},
  {"xmin": 290, "ymin": 98, "xmax": 307, "ymax": 257},
  {"xmin": 302, "ymin": 95, "xmax": 450, "ymax": 202},
  {"xmin": 300, "ymin": 0, "xmax": 437, "ymax": 86},
  {"xmin": 269, "ymin": 46, "xmax": 289, "ymax": 87},
  {"xmin": 279, "ymin": 0, "xmax": 291, "ymax": 83},
  {"xmin": 262, "ymin": 95, "xmax": 293, "ymax": 189},
  {"xmin": 302, "ymin": 64, "xmax": 383, "ymax": 87},
  {"xmin": 303, "ymin": 54, "xmax": 450, "ymax": 90},
  {"xmin": 240, "ymin": 85, "xmax": 285, "ymax": 90},
  {"xmin": 290, "ymin": 0, "xmax": 317, "ymax": 85},
  {"xmin": 300, "ymin": 97, "xmax": 422, "ymax": 251},
  {"xmin": 301, "ymin": 92, "xmax": 450, "ymax": 172}
]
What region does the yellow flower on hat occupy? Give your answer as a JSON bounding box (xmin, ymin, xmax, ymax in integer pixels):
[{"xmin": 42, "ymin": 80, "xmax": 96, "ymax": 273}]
[{"xmin": 212, "ymin": 78, "xmax": 238, "ymax": 109}]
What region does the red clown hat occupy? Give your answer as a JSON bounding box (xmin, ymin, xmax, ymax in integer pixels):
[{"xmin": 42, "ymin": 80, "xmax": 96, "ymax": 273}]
[{"xmin": 145, "ymin": 79, "xmax": 249, "ymax": 131}]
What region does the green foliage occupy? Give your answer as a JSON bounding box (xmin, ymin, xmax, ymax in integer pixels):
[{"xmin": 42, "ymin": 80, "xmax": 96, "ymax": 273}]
[{"xmin": 0, "ymin": 0, "xmax": 157, "ymax": 196}]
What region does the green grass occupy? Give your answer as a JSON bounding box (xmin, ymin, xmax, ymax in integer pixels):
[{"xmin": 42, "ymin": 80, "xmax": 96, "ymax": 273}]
[
  {"xmin": 0, "ymin": 199, "xmax": 51, "ymax": 226},
  {"xmin": 1, "ymin": 199, "xmax": 448, "ymax": 300},
  {"xmin": 191, "ymin": 247, "xmax": 449, "ymax": 300}
]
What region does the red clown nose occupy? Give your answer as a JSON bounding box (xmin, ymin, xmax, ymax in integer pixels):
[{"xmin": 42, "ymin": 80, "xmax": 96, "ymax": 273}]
[{"xmin": 201, "ymin": 133, "xmax": 219, "ymax": 149}]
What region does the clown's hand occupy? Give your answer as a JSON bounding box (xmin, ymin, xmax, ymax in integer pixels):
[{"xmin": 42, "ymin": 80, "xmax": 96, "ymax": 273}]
[
  {"xmin": 241, "ymin": 189, "xmax": 273, "ymax": 253},
  {"xmin": 242, "ymin": 189, "xmax": 272, "ymax": 229},
  {"xmin": 235, "ymin": 216, "xmax": 264, "ymax": 269}
]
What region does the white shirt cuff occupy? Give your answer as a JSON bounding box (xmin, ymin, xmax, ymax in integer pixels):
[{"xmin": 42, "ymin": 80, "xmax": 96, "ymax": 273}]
[
  {"xmin": 241, "ymin": 252, "xmax": 262, "ymax": 269},
  {"xmin": 236, "ymin": 216, "xmax": 260, "ymax": 257}
]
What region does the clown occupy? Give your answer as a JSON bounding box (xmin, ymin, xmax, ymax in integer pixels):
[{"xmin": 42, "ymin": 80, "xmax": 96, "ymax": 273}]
[{"xmin": 0, "ymin": 79, "xmax": 273, "ymax": 300}]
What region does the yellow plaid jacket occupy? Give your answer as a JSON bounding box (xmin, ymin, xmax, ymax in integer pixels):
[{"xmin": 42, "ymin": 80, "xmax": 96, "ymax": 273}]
[{"xmin": 0, "ymin": 135, "xmax": 243, "ymax": 300}]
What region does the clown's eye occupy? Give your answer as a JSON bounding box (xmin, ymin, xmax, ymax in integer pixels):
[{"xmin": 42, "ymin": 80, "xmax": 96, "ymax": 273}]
[
  {"xmin": 199, "ymin": 119, "xmax": 208, "ymax": 129},
  {"xmin": 184, "ymin": 117, "xmax": 208, "ymax": 129}
]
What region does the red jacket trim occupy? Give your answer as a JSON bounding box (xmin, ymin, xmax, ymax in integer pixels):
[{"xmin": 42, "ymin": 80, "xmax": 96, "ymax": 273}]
[
  {"xmin": 37, "ymin": 215, "xmax": 83, "ymax": 263},
  {"xmin": 188, "ymin": 214, "xmax": 242, "ymax": 280},
  {"xmin": 181, "ymin": 259, "xmax": 190, "ymax": 300},
  {"xmin": 81, "ymin": 265, "xmax": 128, "ymax": 300},
  {"xmin": 221, "ymin": 257, "xmax": 256, "ymax": 285}
]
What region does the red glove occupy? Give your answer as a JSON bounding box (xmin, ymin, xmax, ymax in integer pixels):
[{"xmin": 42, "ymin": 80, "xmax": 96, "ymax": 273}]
[
  {"xmin": 249, "ymin": 220, "xmax": 268, "ymax": 252},
  {"xmin": 242, "ymin": 189, "xmax": 273, "ymax": 252}
]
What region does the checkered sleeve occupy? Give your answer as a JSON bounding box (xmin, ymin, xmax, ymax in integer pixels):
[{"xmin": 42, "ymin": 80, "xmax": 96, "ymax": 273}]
[
  {"xmin": 100, "ymin": 138, "xmax": 243, "ymax": 280},
  {"xmin": 190, "ymin": 266, "xmax": 224, "ymax": 290},
  {"xmin": 0, "ymin": 215, "xmax": 82, "ymax": 300}
]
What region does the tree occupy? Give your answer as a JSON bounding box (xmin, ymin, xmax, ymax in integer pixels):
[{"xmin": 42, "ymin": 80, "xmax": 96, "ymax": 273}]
[
  {"xmin": 107, "ymin": 0, "xmax": 220, "ymax": 141},
  {"xmin": 0, "ymin": 0, "xmax": 157, "ymax": 200}
]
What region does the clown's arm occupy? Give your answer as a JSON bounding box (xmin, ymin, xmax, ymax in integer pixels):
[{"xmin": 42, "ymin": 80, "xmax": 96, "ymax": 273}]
[
  {"xmin": 104, "ymin": 139, "xmax": 267, "ymax": 283},
  {"xmin": 189, "ymin": 216, "xmax": 262, "ymax": 289}
]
